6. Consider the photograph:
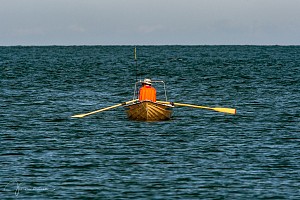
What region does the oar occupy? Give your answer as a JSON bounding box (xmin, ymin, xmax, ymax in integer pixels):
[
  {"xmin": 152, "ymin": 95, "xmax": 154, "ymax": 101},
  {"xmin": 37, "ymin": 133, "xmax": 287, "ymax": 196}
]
[
  {"xmin": 72, "ymin": 99, "xmax": 138, "ymax": 118},
  {"xmin": 157, "ymin": 101, "xmax": 236, "ymax": 115}
]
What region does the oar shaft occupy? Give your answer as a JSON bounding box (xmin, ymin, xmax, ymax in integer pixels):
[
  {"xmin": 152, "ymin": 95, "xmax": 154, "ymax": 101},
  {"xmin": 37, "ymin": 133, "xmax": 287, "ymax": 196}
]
[
  {"xmin": 156, "ymin": 101, "xmax": 236, "ymax": 115},
  {"xmin": 173, "ymin": 102, "xmax": 210, "ymax": 110},
  {"xmin": 72, "ymin": 99, "xmax": 138, "ymax": 118},
  {"xmin": 76, "ymin": 103, "xmax": 123, "ymax": 118}
]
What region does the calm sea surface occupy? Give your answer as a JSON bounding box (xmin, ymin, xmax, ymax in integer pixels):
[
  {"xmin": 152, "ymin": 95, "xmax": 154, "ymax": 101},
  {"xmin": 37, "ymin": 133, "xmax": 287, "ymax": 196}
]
[{"xmin": 1, "ymin": 46, "xmax": 300, "ymax": 199}]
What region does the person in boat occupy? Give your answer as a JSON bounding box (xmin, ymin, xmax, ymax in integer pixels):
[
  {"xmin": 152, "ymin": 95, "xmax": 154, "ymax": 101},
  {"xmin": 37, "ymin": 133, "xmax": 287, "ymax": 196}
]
[{"xmin": 139, "ymin": 78, "xmax": 156, "ymax": 102}]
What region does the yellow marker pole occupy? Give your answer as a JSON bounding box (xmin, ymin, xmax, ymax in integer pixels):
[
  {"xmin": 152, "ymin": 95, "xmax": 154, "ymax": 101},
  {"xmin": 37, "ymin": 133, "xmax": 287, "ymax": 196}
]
[{"xmin": 134, "ymin": 46, "xmax": 138, "ymax": 82}]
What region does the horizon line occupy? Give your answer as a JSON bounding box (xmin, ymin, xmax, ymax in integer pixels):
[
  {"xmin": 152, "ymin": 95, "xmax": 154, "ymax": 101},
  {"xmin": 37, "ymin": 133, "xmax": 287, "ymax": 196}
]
[{"xmin": 1, "ymin": 44, "xmax": 300, "ymax": 47}]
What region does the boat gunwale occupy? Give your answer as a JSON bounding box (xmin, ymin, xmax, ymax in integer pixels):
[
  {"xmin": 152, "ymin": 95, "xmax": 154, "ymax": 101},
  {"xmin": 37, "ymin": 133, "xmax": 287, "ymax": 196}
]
[{"xmin": 125, "ymin": 100, "xmax": 174, "ymax": 108}]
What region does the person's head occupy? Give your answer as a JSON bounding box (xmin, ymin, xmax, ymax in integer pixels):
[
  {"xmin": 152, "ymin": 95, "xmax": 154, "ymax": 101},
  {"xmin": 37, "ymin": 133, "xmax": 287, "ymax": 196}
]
[{"xmin": 142, "ymin": 78, "xmax": 152, "ymax": 86}]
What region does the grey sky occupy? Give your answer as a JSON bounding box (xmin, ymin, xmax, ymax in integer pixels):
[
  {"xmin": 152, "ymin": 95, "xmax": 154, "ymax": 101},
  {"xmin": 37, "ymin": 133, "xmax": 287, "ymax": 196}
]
[{"xmin": 1, "ymin": 0, "xmax": 300, "ymax": 45}]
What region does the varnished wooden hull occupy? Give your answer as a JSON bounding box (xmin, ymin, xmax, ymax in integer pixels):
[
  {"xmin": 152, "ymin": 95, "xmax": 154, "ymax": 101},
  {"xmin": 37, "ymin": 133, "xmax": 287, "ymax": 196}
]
[{"xmin": 125, "ymin": 101, "xmax": 173, "ymax": 121}]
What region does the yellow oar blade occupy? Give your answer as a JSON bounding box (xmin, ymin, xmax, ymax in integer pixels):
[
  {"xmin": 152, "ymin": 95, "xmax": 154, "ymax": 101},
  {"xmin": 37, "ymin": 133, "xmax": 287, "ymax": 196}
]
[
  {"xmin": 72, "ymin": 114, "xmax": 87, "ymax": 118},
  {"xmin": 72, "ymin": 99, "xmax": 138, "ymax": 118},
  {"xmin": 211, "ymin": 107, "xmax": 236, "ymax": 115},
  {"xmin": 156, "ymin": 101, "xmax": 236, "ymax": 115}
]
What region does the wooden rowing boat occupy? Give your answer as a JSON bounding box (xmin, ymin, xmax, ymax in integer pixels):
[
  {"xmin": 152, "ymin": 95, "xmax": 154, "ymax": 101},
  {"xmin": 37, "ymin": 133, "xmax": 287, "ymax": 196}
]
[{"xmin": 125, "ymin": 100, "xmax": 174, "ymax": 121}]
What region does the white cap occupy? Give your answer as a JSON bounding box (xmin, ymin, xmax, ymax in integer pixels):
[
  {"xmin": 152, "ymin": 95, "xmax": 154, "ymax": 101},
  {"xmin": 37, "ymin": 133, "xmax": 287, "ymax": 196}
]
[{"xmin": 142, "ymin": 78, "xmax": 152, "ymax": 85}]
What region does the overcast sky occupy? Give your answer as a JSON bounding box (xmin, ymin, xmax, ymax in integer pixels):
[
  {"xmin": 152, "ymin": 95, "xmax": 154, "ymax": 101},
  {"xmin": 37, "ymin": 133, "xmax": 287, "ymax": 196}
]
[{"xmin": 1, "ymin": 0, "xmax": 300, "ymax": 45}]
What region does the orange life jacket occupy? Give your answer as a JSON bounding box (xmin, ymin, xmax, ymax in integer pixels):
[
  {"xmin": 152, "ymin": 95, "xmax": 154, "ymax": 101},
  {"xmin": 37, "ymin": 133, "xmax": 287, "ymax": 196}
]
[{"xmin": 139, "ymin": 85, "xmax": 156, "ymax": 102}]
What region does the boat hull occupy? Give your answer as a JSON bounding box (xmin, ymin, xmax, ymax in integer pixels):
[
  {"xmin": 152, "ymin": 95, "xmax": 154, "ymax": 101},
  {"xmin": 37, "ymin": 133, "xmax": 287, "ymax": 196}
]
[{"xmin": 125, "ymin": 101, "xmax": 173, "ymax": 121}]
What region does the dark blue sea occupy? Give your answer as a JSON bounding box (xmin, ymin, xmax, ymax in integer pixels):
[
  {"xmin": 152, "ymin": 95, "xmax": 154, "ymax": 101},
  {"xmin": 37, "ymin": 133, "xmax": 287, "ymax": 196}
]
[{"xmin": 1, "ymin": 46, "xmax": 299, "ymax": 199}]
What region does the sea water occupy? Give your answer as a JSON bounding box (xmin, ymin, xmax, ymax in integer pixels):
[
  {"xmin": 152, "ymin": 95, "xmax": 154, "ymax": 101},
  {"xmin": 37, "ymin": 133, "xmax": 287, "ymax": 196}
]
[{"xmin": 1, "ymin": 46, "xmax": 299, "ymax": 199}]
